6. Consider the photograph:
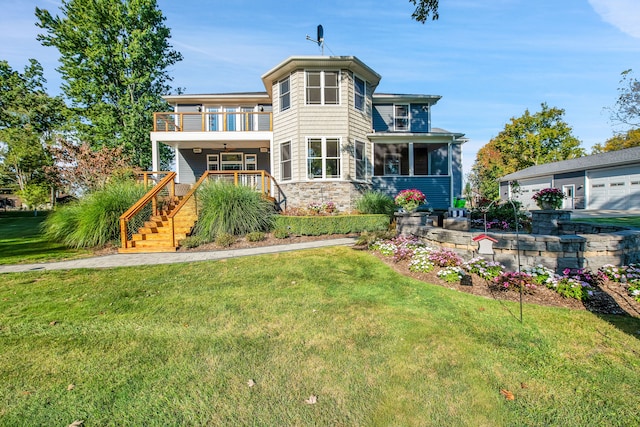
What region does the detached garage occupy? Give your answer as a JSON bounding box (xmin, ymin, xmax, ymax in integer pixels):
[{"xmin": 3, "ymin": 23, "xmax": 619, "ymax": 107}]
[{"xmin": 499, "ymin": 146, "xmax": 640, "ymax": 211}]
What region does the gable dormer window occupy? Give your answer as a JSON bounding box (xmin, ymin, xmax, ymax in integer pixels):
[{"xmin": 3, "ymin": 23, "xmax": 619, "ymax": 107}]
[
  {"xmin": 306, "ymin": 70, "xmax": 340, "ymax": 105},
  {"xmin": 354, "ymin": 75, "xmax": 365, "ymax": 111},
  {"xmin": 394, "ymin": 104, "xmax": 409, "ymax": 131}
]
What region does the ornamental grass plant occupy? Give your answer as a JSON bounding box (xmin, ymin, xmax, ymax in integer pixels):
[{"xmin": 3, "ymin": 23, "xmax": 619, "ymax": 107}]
[
  {"xmin": 193, "ymin": 180, "xmax": 274, "ymax": 241},
  {"xmin": 43, "ymin": 180, "xmax": 148, "ymax": 248},
  {"xmin": 355, "ymin": 190, "xmax": 396, "ymax": 217}
]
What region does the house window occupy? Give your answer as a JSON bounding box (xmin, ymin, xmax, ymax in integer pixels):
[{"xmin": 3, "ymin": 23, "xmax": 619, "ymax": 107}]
[
  {"xmin": 207, "ymin": 107, "xmax": 220, "ymax": 131},
  {"xmin": 279, "ymin": 77, "xmax": 290, "ymax": 112},
  {"xmin": 207, "ymin": 154, "xmax": 219, "ymax": 171},
  {"xmin": 354, "ymin": 75, "xmax": 365, "ymax": 111},
  {"xmin": 355, "ymin": 140, "xmax": 368, "ymax": 180},
  {"xmin": 384, "ymin": 154, "xmax": 400, "ymax": 175},
  {"xmin": 245, "ymin": 154, "xmax": 257, "ymax": 171},
  {"xmin": 394, "ymin": 104, "xmax": 409, "ymax": 131},
  {"xmin": 220, "ymin": 152, "xmax": 243, "ymax": 170},
  {"xmin": 306, "ymin": 70, "xmax": 340, "ymax": 105},
  {"xmin": 307, "ymin": 137, "xmax": 341, "ymax": 179},
  {"xmin": 280, "ymin": 142, "xmax": 291, "ymax": 181}
]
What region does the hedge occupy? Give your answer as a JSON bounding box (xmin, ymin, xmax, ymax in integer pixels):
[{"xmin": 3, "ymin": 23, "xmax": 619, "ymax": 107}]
[{"xmin": 272, "ymin": 214, "xmax": 390, "ymax": 236}]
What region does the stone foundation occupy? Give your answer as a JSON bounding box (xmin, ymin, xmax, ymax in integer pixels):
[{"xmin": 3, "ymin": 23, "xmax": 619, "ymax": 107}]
[
  {"xmin": 412, "ymin": 222, "xmax": 640, "ymax": 273},
  {"xmin": 279, "ymin": 181, "xmax": 372, "ymax": 212}
]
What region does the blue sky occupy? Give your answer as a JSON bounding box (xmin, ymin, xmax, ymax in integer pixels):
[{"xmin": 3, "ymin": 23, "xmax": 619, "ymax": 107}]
[{"xmin": 2, "ymin": 0, "xmax": 640, "ymax": 176}]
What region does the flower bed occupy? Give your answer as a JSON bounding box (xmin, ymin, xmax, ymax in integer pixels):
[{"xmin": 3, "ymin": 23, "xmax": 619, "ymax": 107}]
[{"xmin": 368, "ymin": 237, "xmax": 629, "ymax": 306}]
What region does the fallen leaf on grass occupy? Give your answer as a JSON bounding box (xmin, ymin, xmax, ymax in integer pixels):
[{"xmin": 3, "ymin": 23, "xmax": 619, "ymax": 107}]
[
  {"xmin": 247, "ymin": 379, "xmax": 255, "ymax": 387},
  {"xmin": 305, "ymin": 395, "xmax": 317, "ymax": 404},
  {"xmin": 520, "ymin": 382, "xmax": 528, "ymax": 389},
  {"xmin": 68, "ymin": 421, "xmax": 84, "ymax": 427},
  {"xmin": 49, "ymin": 321, "xmax": 58, "ymax": 326},
  {"xmin": 67, "ymin": 384, "xmax": 75, "ymax": 391},
  {"xmin": 500, "ymin": 389, "xmax": 515, "ymax": 400}
]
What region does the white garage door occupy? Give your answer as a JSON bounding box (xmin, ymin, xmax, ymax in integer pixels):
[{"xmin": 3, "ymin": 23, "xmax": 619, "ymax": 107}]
[
  {"xmin": 588, "ymin": 166, "xmax": 640, "ymax": 209},
  {"xmin": 515, "ymin": 178, "xmax": 552, "ymax": 210}
]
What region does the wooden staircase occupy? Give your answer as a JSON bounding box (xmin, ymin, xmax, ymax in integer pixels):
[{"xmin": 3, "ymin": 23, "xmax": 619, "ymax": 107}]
[{"xmin": 120, "ymin": 196, "xmax": 198, "ymax": 253}]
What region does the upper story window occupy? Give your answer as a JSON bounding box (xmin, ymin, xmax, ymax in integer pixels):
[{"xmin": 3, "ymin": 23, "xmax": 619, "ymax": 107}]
[
  {"xmin": 394, "ymin": 104, "xmax": 409, "ymax": 131},
  {"xmin": 306, "ymin": 70, "xmax": 340, "ymax": 105},
  {"xmin": 279, "ymin": 77, "xmax": 290, "ymax": 112},
  {"xmin": 354, "ymin": 75, "xmax": 365, "ymax": 111}
]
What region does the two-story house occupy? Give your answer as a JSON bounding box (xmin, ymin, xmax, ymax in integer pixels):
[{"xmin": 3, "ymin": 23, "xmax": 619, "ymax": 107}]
[{"xmin": 150, "ymin": 55, "xmax": 466, "ymax": 210}]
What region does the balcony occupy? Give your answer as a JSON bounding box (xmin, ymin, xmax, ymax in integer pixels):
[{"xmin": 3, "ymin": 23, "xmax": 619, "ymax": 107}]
[{"xmin": 154, "ymin": 111, "xmax": 273, "ymax": 132}]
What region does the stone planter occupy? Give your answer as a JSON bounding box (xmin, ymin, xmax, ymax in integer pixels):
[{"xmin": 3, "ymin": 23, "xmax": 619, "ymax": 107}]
[
  {"xmin": 395, "ymin": 212, "xmax": 433, "ymax": 236},
  {"xmin": 531, "ymin": 210, "xmax": 571, "ymax": 235}
]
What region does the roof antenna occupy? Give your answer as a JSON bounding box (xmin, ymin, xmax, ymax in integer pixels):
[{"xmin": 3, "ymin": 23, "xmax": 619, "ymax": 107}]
[{"xmin": 306, "ymin": 25, "xmax": 324, "ymax": 55}]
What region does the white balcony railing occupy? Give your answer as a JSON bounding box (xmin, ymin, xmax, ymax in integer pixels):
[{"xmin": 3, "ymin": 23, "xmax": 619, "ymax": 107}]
[{"xmin": 154, "ymin": 112, "xmax": 273, "ymax": 132}]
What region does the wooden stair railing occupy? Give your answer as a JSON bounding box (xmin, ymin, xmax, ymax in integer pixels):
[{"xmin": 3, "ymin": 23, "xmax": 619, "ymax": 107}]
[{"xmin": 119, "ymin": 170, "xmax": 286, "ymax": 253}]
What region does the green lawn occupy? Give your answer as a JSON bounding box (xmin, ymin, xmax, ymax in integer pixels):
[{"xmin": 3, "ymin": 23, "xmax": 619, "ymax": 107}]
[
  {"xmin": 573, "ymin": 216, "xmax": 640, "ymax": 228},
  {"xmin": 1, "ymin": 247, "xmax": 639, "ymax": 426},
  {"xmin": 0, "ymin": 211, "xmax": 91, "ymax": 265}
]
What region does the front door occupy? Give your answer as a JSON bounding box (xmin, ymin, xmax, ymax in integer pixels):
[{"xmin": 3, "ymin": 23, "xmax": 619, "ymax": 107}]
[{"xmin": 562, "ymin": 185, "xmax": 575, "ymax": 210}]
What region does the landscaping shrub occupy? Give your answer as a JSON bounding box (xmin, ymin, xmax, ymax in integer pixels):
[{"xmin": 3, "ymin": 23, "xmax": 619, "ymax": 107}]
[
  {"xmin": 179, "ymin": 235, "xmax": 205, "ymax": 249},
  {"xmin": 491, "ymin": 271, "xmax": 538, "ymax": 294},
  {"xmin": 272, "ymin": 228, "xmax": 290, "ymax": 239},
  {"xmin": 273, "ymin": 214, "xmax": 388, "ymax": 236},
  {"xmin": 246, "ymin": 231, "xmax": 266, "ymax": 242},
  {"xmin": 43, "ymin": 180, "xmax": 147, "ymax": 248},
  {"xmin": 194, "ymin": 180, "xmax": 274, "ymax": 240},
  {"xmin": 354, "ymin": 230, "xmax": 396, "ymax": 247},
  {"xmin": 215, "ymin": 232, "xmax": 236, "ymax": 247},
  {"xmin": 355, "ymin": 190, "xmax": 396, "ymax": 217}
]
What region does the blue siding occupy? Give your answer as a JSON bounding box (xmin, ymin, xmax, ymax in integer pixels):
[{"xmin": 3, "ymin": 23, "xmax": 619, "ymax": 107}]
[
  {"xmin": 372, "ymin": 104, "xmax": 392, "ymax": 131},
  {"xmin": 372, "ymin": 176, "xmax": 452, "ymax": 209},
  {"xmin": 410, "ymin": 104, "xmax": 429, "ymax": 132},
  {"xmin": 178, "ymin": 148, "xmax": 271, "ymax": 184}
]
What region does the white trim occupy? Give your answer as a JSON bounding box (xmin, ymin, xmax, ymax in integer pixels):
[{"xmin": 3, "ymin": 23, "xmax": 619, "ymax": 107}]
[{"xmin": 393, "ymin": 103, "xmax": 410, "ymax": 131}]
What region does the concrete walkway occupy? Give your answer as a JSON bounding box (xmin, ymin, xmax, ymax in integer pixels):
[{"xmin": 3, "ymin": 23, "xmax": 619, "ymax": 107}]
[{"xmin": 0, "ymin": 238, "xmax": 357, "ymax": 274}]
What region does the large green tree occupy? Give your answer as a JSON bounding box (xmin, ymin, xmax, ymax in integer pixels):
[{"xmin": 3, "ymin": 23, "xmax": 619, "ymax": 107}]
[
  {"xmin": 35, "ymin": 0, "xmax": 182, "ymax": 169},
  {"xmin": 592, "ymin": 128, "xmax": 640, "ymax": 154},
  {"xmin": 469, "ymin": 103, "xmax": 584, "ymax": 200},
  {"xmin": 0, "ymin": 59, "xmax": 66, "ymax": 196}
]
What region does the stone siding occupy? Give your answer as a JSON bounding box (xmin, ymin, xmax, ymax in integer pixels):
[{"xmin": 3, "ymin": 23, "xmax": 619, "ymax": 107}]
[{"xmin": 279, "ymin": 181, "xmax": 372, "ymax": 211}]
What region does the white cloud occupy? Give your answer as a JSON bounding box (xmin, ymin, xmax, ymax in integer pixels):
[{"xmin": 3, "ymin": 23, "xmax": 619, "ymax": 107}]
[{"xmin": 588, "ymin": 0, "xmax": 640, "ymax": 38}]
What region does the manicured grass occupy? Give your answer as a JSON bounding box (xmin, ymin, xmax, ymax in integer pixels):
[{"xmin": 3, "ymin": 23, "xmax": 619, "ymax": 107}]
[
  {"xmin": 574, "ymin": 216, "xmax": 640, "ymax": 228},
  {"xmin": 1, "ymin": 247, "xmax": 639, "ymax": 426},
  {"xmin": 0, "ymin": 211, "xmax": 91, "ymax": 265}
]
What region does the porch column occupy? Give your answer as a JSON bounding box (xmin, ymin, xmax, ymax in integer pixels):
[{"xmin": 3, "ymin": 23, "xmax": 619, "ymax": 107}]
[{"xmin": 151, "ymin": 138, "xmax": 160, "ymax": 172}]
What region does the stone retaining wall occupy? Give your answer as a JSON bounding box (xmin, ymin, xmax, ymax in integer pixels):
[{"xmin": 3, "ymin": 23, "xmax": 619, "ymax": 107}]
[{"xmin": 413, "ymin": 223, "xmax": 640, "ymax": 273}]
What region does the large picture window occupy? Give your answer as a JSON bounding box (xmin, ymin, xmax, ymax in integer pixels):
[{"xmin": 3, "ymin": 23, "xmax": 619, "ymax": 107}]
[
  {"xmin": 279, "ymin": 77, "xmax": 290, "ymax": 112},
  {"xmin": 280, "ymin": 142, "xmax": 291, "ymax": 181},
  {"xmin": 306, "ymin": 71, "xmax": 340, "ymax": 105},
  {"xmin": 307, "ymin": 137, "xmax": 341, "ymax": 179},
  {"xmin": 354, "ymin": 75, "xmax": 365, "ymax": 111}
]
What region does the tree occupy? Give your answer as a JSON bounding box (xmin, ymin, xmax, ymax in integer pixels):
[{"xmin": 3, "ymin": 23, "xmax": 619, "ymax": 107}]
[
  {"xmin": 0, "ymin": 60, "xmax": 66, "ymax": 195},
  {"xmin": 470, "ymin": 103, "xmax": 584, "ymax": 200},
  {"xmin": 610, "ymin": 69, "xmax": 640, "ymax": 128},
  {"xmin": 47, "ymin": 138, "xmax": 138, "ymax": 195},
  {"xmin": 35, "ymin": 0, "xmax": 182, "ymax": 169},
  {"xmin": 592, "ymin": 128, "xmax": 640, "ymax": 154},
  {"xmin": 410, "ymin": 0, "xmax": 439, "ymax": 23}
]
